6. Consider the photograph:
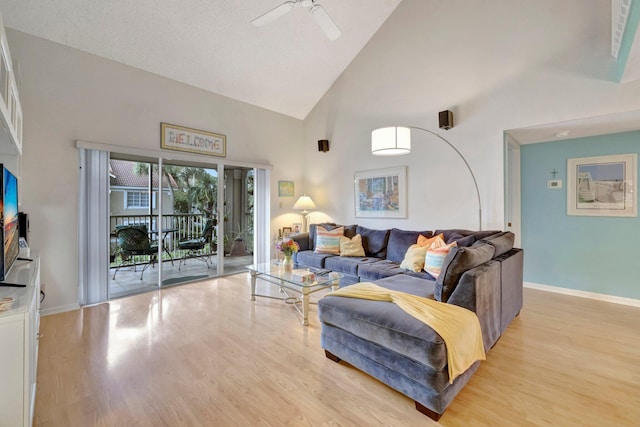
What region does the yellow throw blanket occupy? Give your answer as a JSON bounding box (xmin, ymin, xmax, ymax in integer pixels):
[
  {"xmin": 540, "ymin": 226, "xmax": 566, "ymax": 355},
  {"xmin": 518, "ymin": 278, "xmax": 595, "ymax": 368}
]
[{"xmin": 326, "ymin": 282, "xmax": 486, "ymax": 383}]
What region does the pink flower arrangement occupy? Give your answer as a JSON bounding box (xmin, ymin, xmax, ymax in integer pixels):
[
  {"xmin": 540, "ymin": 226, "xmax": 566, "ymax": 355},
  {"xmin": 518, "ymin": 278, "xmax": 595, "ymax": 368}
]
[{"xmin": 277, "ymin": 239, "xmax": 299, "ymax": 256}]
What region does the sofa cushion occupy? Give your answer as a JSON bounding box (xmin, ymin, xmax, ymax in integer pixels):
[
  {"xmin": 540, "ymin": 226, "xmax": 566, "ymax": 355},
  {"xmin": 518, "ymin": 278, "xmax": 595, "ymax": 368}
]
[
  {"xmin": 474, "ymin": 231, "xmax": 515, "ymax": 258},
  {"xmin": 356, "ymin": 226, "xmax": 391, "ymax": 258},
  {"xmin": 315, "ymin": 226, "xmax": 344, "ymax": 254},
  {"xmin": 319, "ymin": 275, "xmax": 450, "ymax": 377},
  {"xmin": 295, "ymin": 250, "xmax": 335, "ymax": 269},
  {"xmin": 324, "ymin": 255, "xmax": 379, "ymax": 276},
  {"xmin": 435, "ymin": 229, "xmax": 501, "ymax": 246},
  {"xmin": 357, "ymin": 260, "xmax": 405, "ymax": 281},
  {"xmin": 399, "ymin": 244, "xmax": 429, "ymax": 272},
  {"xmin": 454, "ymin": 235, "xmax": 476, "ymax": 247},
  {"xmin": 340, "ymin": 234, "xmax": 365, "ymax": 257},
  {"xmin": 386, "ymin": 228, "xmax": 432, "ymax": 263},
  {"xmin": 404, "ymin": 269, "xmax": 437, "ymax": 280},
  {"xmin": 435, "ymin": 243, "xmax": 496, "ymax": 302}
]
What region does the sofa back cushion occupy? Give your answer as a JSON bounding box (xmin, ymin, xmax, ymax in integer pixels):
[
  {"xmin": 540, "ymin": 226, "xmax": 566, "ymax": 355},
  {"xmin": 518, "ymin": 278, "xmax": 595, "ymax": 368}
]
[
  {"xmin": 435, "ymin": 229, "xmax": 501, "ymax": 247},
  {"xmin": 355, "ymin": 226, "xmax": 390, "ymax": 258},
  {"xmin": 386, "ymin": 228, "xmax": 433, "ymax": 263},
  {"xmin": 474, "ymin": 231, "xmax": 515, "ymax": 258},
  {"xmin": 435, "ymin": 242, "xmax": 496, "ymax": 302}
]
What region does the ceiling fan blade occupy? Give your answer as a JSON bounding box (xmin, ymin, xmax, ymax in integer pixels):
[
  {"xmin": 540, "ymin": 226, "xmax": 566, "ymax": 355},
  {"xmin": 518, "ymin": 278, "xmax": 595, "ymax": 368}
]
[
  {"xmin": 251, "ymin": 1, "xmax": 296, "ymax": 27},
  {"xmin": 310, "ymin": 4, "xmax": 342, "ymax": 40}
]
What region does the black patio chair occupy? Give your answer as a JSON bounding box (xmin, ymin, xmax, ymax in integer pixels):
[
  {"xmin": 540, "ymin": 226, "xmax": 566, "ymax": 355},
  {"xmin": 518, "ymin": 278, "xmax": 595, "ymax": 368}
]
[
  {"xmin": 112, "ymin": 224, "xmax": 159, "ymax": 279},
  {"xmin": 178, "ymin": 219, "xmax": 216, "ymax": 270}
]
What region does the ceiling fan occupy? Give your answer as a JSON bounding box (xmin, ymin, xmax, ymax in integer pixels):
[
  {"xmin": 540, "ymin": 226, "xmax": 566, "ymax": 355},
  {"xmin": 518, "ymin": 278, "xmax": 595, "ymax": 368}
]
[{"xmin": 251, "ymin": 0, "xmax": 342, "ymax": 41}]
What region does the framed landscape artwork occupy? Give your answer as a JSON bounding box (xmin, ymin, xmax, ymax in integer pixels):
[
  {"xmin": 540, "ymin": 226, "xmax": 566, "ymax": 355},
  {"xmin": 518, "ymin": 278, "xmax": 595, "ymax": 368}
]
[
  {"xmin": 354, "ymin": 166, "xmax": 407, "ymax": 218},
  {"xmin": 567, "ymin": 153, "xmax": 637, "ymax": 217},
  {"xmin": 278, "ymin": 181, "xmax": 294, "ymax": 197}
]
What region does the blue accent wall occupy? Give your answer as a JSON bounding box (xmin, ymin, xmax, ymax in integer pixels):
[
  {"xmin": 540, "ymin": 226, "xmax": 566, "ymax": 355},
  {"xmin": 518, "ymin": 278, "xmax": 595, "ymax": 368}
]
[{"xmin": 521, "ymin": 131, "xmax": 640, "ymax": 299}]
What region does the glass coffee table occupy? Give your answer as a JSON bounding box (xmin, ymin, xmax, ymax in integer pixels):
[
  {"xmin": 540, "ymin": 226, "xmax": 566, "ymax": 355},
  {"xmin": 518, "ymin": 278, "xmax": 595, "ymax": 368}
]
[{"xmin": 247, "ymin": 262, "xmax": 342, "ymax": 326}]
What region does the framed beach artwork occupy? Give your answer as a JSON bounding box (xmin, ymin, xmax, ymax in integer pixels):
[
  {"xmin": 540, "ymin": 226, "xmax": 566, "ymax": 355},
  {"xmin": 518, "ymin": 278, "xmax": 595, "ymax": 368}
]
[
  {"xmin": 567, "ymin": 153, "xmax": 637, "ymax": 217},
  {"xmin": 354, "ymin": 166, "xmax": 407, "ymax": 218}
]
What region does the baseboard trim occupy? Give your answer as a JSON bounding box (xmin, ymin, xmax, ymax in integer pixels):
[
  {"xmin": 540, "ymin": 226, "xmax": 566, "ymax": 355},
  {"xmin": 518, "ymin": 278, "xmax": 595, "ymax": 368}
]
[
  {"xmin": 524, "ymin": 282, "xmax": 640, "ymax": 308},
  {"xmin": 40, "ymin": 303, "xmax": 81, "ymax": 317}
]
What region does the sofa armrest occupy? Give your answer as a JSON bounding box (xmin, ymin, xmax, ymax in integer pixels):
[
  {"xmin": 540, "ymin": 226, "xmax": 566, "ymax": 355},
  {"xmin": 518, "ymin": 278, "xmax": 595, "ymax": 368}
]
[
  {"xmin": 290, "ymin": 232, "xmax": 310, "ymax": 251},
  {"xmin": 447, "ymin": 260, "xmax": 501, "ymax": 351},
  {"xmin": 494, "ymin": 248, "xmax": 523, "ymax": 333}
]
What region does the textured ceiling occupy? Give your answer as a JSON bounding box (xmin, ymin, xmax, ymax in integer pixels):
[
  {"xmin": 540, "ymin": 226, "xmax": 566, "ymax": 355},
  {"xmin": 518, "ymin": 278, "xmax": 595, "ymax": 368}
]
[{"xmin": 0, "ymin": 0, "xmax": 402, "ymax": 119}]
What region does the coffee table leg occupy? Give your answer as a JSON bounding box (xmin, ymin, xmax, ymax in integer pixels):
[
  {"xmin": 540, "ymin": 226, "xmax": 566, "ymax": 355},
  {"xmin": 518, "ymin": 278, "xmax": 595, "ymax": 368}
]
[
  {"xmin": 250, "ymin": 271, "xmax": 257, "ymax": 301},
  {"xmin": 301, "ymin": 291, "xmax": 310, "ymax": 326}
]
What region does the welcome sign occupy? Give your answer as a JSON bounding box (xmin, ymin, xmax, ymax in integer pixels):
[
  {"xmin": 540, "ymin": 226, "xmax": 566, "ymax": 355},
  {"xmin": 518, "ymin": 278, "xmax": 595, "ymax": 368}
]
[{"xmin": 161, "ymin": 122, "xmax": 226, "ymax": 157}]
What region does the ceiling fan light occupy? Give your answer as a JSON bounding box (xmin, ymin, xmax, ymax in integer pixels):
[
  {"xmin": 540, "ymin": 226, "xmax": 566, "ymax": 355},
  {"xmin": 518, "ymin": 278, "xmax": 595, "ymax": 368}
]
[{"xmin": 371, "ymin": 127, "xmax": 411, "ymax": 156}]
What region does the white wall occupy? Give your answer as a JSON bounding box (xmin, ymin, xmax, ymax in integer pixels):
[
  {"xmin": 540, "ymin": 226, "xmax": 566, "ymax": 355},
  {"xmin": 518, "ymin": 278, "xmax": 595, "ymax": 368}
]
[
  {"xmin": 7, "ymin": 29, "xmax": 304, "ymax": 313},
  {"xmin": 303, "ymin": 0, "xmax": 640, "ymax": 231}
]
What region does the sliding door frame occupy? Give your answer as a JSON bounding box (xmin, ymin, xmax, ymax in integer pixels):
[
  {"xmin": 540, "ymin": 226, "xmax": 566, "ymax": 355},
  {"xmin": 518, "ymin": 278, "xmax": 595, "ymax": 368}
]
[{"xmin": 78, "ymin": 139, "xmax": 271, "ymax": 304}]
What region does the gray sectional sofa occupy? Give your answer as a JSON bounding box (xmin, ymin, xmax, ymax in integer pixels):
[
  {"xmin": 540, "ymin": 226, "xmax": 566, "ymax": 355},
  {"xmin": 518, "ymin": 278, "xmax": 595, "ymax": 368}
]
[{"xmin": 290, "ymin": 223, "xmax": 523, "ymax": 420}]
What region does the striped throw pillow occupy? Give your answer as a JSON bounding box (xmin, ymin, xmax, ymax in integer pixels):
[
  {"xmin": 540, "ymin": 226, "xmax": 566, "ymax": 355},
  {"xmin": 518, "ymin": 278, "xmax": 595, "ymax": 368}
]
[
  {"xmin": 314, "ymin": 226, "xmax": 344, "ymax": 254},
  {"xmin": 424, "ymin": 237, "xmax": 457, "ymax": 278}
]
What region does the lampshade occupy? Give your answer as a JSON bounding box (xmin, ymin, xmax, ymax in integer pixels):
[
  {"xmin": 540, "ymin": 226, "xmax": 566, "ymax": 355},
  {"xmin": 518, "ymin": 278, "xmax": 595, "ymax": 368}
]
[
  {"xmin": 371, "ymin": 126, "xmax": 411, "ymax": 156},
  {"xmin": 292, "ymin": 195, "xmax": 317, "ymax": 213},
  {"xmin": 369, "ymin": 124, "xmax": 483, "ymax": 230}
]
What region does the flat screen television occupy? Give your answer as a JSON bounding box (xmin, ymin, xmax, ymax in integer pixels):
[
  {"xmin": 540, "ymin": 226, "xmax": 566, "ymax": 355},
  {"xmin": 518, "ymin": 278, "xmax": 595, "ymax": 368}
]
[{"xmin": 0, "ymin": 164, "xmax": 19, "ymax": 282}]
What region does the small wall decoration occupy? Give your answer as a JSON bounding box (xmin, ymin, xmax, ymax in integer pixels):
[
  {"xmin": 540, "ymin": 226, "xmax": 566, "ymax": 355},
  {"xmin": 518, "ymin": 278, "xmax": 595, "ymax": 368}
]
[
  {"xmin": 291, "ymin": 223, "xmax": 302, "ymax": 234},
  {"xmin": 354, "ymin": 166, "xmax": 407, "ymax": 218},
  {"xmin": 567, "ymin": 153, "xmax": 637, "ymax": 217},
  {"xmin": 278, "ymin": 180, "xmax": 295, "ymax": 197},
  {"xmin": 161, "ymin": 122, "xmax": 226, "ymax": 157}
]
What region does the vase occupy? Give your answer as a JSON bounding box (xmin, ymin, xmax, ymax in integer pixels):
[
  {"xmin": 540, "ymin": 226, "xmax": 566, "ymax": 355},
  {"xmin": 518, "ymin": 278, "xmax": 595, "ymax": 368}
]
[{"xmin": 282, "ymin": 255, "xmax": 294, "ymax": 272}]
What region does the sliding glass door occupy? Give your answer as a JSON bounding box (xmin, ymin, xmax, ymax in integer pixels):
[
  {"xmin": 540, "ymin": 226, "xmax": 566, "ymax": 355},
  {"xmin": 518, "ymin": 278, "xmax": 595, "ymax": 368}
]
[
  {"xmin": 159, "ymin": 162, "xmax": 219, "ymax": 286},
  {"xmin": 108, "ymin": 158, "xmax": 162, "ymax": 297},
  {"xmin": 221, "ymin": 166, "xmax": 255, "ymax": 275},
  {"xmin": 108, "ymin": 155, "xmax": 255, "ymax": 298}
]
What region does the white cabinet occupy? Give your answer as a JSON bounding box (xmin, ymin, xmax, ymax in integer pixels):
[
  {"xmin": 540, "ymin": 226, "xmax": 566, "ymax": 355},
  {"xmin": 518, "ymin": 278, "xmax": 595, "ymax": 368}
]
[
  {"xmin": 0, "ymin": 258, "xmax": 41, "ymax": 427},
  {"xmin": 0, "ymin": 12, "xmax": 22, "ymax": 155}
]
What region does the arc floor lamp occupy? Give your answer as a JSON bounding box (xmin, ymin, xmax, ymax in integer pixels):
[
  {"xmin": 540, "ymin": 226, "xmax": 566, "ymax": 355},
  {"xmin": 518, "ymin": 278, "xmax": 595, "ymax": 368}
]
[{"xmin": 371, "ymin": 126, "xmax": 482, "ymax": 230}]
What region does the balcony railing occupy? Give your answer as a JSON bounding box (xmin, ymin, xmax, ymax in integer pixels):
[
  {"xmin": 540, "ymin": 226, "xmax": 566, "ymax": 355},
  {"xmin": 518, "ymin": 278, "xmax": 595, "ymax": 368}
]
[{"xmin": 109, "ymin": 214, "xmax": 215, "ymax": 267}]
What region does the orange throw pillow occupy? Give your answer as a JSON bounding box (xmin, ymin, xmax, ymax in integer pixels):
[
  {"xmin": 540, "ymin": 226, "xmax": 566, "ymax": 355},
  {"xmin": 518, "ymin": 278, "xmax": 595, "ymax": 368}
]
[{"xmin": 417, "ymin": 233, "xmax": 444, "ymax": 248}]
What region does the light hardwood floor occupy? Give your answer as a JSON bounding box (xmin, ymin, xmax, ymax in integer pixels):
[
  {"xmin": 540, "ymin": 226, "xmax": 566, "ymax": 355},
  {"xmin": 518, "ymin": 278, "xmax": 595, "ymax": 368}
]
[{"xmin": 34, "ymin": 274, "xmax": 640, "ymax": 426}]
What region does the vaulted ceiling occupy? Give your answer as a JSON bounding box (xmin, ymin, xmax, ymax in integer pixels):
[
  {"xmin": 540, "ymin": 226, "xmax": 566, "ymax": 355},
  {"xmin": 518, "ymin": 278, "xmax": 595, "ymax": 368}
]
[
  {"xmin": 1, "ymin": 0, "xmax": 638, "ymax": 134},
  {"xmin": 1, "ymin": 0, "xmax": 402, "ymax": 119}
]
